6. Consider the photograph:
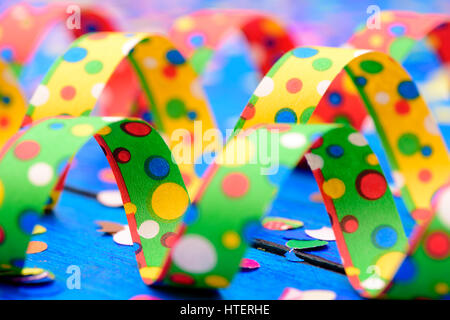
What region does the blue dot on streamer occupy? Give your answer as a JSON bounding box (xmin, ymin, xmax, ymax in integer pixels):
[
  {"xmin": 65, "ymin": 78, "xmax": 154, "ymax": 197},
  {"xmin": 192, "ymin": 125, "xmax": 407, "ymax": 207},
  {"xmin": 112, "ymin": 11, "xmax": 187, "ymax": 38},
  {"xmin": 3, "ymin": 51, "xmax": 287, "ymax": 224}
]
[
  {"xmin": 292, "ymin": 47, "xmax": 319, "ymax": 58},
  {"xmin": 63, "ymin": 47, "xmax": 88, "ymax": 63},
  {"xmin": 398, "ymin": 81, "xmax": 419, "ymax": 100},
  {"xmin": 19, "ymin": 211, "xmax": 40, "ymax": 235},
  {"xmin": 189, "ymin": 34, "xmax": 205, "ymax": 48},
  {"xmin": 145, "ymin": 156, "xmax": 170, "ymax": 180},
  {"xmin": 49, "ymin": 122, "xmax": 64, "ymax": 130},
  {"xmin": 326, "ymin": 145, "xmax": 344, "ymax": 158},
  {"xmin": 86, "ymin": 23, "xmax": 99, "ymax": 33},
  {"xmin": 275, "ymin": 108, "xmax": 297, "ymax": 123},
  {"xmin": 421, "ymin": 145, "xmax": 432, "ymax": 157},
  {"xmin": 0, "ymin": 48, "xmax": 14, "ymax": 62},
  {"xmin": 355, "ymin": 76, "xmax": 367, "ymax": 87},
  {"xmin": 267, "ymin": 165, "xmax": 291, "ymax": 186},
  {"xmin": 2, "ymin": 96, "xmax": 11, "ymax": 105},
  {"xmin": 390, "ymin": 25, "xmax": 406, "ymax": 36},
  {"xmin": 393, "ymin": 256, "xmax": 416, "ymax": 282},
  {"xmin": 328, "ymin": 92, "xmax": 342, "ymax": 106},
  {"xmin": 166, "ymin": 49, "xmax": 186, "ymax": 65},
  {"xmin": 372, "ymin": 225, "xmax": 398, "ymax": 248},
  {"xmin": 187, "ymin": 111, "xmax": 197, "ymax": 120},
  {"xmin": 141, "ymin": 111, "xmax": 152, "ymax": 123},
  {"xmin": 194, "ymin": 151, "xmax": 216, "ymax": 178},
  {"xmin": 183, "ymin": 205, "xmax": 198, "ymax": 225}
]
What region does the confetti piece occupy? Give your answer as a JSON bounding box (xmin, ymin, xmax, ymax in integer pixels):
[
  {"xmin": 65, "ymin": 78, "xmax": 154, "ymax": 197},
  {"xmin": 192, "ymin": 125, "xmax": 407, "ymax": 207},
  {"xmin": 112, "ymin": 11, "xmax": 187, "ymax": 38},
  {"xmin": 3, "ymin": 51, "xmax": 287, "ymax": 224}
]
[
  {"xmin": 262, "ymin": 217, "xmax": 303, "ymax": 231},
  {"xmin": 309, "ymin": 192, "xmax": 323, "ymax": 203},
  {"xmin": 130, "ymin": 294, "xmax": 162, "ymax": 300},
  {"xmin": 26, "ymin": 241, "xmax": 48, "ymax": 254},
  {"xmin": 95, "ymin": 220, "xmax": 125, "ymax": 234},
  {"xmin": 279, "ymin": 287, "xmax": 336, "ymax": 300},
  {"xmin": 240, "ymin": 258, "xmax": 260, "ymax": 271},
  {"xmin": 99, "ymin": 167, "xmax": 116, "ymax": 184},
  {"xmin": 286, "ymin": 239, "xmax": 328, "ymax": 250},
  {"xmin": 32, "ymin": 224, "xmax": 47, "ymax": 235},
  {"xmin": 284, "ymin": 249, "xmax": 304, "ymax": 262},
  {"xmin": 0, "ymin": 268, "xmax": 55, "ymax": 285},
  {"xmin": 305, "ymin": 226, "xmax": 336, "ymax": 241},
  {"xmin": 97, "ymin": 190, "xmax": 123, "ymax": 207},
  {"xmin": 113, "ymin": 226, "xmax": 133, "ymax": 246}
]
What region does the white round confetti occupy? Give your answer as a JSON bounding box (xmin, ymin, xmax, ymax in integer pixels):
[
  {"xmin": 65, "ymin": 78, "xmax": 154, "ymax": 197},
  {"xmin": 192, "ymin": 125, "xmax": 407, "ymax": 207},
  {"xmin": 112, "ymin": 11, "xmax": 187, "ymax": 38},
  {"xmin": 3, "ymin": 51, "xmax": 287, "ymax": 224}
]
[
  {"xmin": 172, "ymin": 234, "xmax": 217, "ymax": 273},
  {"xmin": 30, "ymin": 85, "xmax": 50, "ymax": 106},
  {"xmin": 361, "ymin": 116, "xmax": 375, "ymax": 134},
  {"xmin": 97, "ymin": 190, "xmax": 123, "ymax": 207},
  {"xmin": 28, "ymin": 162, "xmax": 54, "ymax": 186},
  {"xmin": 143, "ymin": 57, "xmax": 157, "ymax": 69},
  {"xmin": 138, "ymin": 220, "xmax": 160, "ymax": 239},
  {"xmin": 316, "ymin": 80, "xmax": 331, "ymax": 96},
  {"xmin": 437, "ymin": 186, "xmax": 450, "ymax": 228},
  {"xmin": 91, "ymin": 83, "xmax": 105, "ymax": 99},
  {"xmin": 101, "ymin": 116, "xmax": 124, "ymax": 122},
  {"xmin": 280, "ymin": 132, "xmax": 307, "ymax": 149},
  {"xmin": 374, "ymin": 91, "xmax": 390, "ymax": 105},
  {"xmin": 113, "ymin": 226, "xmax": 133, "ymax": 246},
  {"xmin": 424, "ymin": 115, "xmax": 440, "ymax": 135},
  {"xmin": 305, "ymin": 153, "xmax": 324, "ymax": 170},
  {"xmin": 348, "ymin": 132, "xmax": 368, "ymax": 146},
  {"xmin": 300, "ymin": 289, "xmax": 337, "ymax": 300},
  {"xmin": 122, "ymin": 38, "xmax": 141, "ymax": 55},
  {"xmin": 254, "ymin": 76, "xmax": 274, "ymax": 97},
  {"xmin": 305, "ymin": 227, "xmax": 335, "ymax": 241}
]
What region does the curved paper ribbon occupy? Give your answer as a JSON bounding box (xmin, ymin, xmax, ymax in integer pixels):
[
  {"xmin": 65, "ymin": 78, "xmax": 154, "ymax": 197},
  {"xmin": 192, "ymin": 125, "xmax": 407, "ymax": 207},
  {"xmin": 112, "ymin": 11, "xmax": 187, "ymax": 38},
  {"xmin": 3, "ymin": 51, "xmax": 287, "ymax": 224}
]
[{"xmin": 235, "ymin": 46, "xmax": 450, "ymax": 221}]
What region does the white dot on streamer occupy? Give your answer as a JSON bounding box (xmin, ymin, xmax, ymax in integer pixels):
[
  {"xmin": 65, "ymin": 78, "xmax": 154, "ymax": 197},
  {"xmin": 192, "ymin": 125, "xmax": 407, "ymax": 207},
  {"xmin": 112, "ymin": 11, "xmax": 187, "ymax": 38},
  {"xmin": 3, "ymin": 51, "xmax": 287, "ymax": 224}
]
[
  {"xmin": 281, "ymin": 132, "xmax": 307, "ymax": 149},
  {"xmin": 305, "ymin": 153, "xmax": 324, "ymax": 170},
  {"xmin": 254, "ymin": 76, "xmax": 274, "ymax": 97},
  {"xmin": 138, "ymin": 220, "xmax": 160, "ymax": 239},
  {"xmin": 316, "ymin": 80, "xmax": 331, "ymax": 95},
  {"xmin": 143, "ymin": 57, "xmax": 157, "ymax": 69},
  {"xmin": 30, "ymin": 85, "xmax": 50, "ymax": 106},
  {"xmin": 437, "ymin": 186, "xmax": 450, "ymax": 228},
  {"xmin": 172, "ymin": 234, "xmax": 217, "ymax": 273},
  {"xmin": 348, "ymin": 132, "xmax": 368, "ymax": 146},
  {"xmin": 91, "ymin": 83, "xmax": 105, "ymax": 99},
  {"xmin": 28, "ymin": 162, "xmax": 54, "ymax": 186},
  {"xmin": 375, "ymin": 91, "xmax": 390, "ymax": 105}
]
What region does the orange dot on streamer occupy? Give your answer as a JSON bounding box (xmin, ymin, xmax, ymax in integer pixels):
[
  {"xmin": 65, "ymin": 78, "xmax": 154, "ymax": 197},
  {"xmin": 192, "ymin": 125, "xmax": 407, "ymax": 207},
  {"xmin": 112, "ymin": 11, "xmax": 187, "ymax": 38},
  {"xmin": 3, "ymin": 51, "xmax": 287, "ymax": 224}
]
[
  {"xmin": 286, "ymin": 78, "xmax": 302, "ymax": 93},
  {"xmin": 60, "ymin": 86, "xmax": 76, "ymax": 100},
  {"xmin": 222, "ymin": 172, "xmax": 250, "ymax": 198},
  {"xmin": 14, "ymin": 140, "xmax": 40, "ymax": 160}
]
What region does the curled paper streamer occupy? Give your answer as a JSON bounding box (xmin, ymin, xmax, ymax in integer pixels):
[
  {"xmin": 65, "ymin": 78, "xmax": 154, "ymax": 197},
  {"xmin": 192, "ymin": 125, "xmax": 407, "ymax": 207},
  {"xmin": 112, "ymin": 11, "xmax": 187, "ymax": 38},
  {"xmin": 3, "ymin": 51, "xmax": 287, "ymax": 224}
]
[{"xmin": 0, "ymin": 14, "xmax": 448, "ymax": 300}]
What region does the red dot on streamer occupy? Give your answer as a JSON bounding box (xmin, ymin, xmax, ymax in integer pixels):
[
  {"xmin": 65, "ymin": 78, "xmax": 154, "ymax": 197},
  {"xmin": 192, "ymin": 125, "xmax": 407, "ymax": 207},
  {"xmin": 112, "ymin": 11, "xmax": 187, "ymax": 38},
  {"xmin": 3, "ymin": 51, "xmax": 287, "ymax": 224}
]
[
  {"xmin": 418, "ymin": 169, "xmax": 432, "ymax": 182},
  {"xmin": 0, "ymin": 225, "xmax": 5, "ymax": 244},
  {"xmin": 120, "ymin": 121, "xmax": 152, "ymax": 137},
  {"xmin": 14, "ymin": 140, "xmax": 40, "ymax": 160},
  {"xmin": 241, "ymin": 103, "xmax": 255, "ymax": 120},
  {"xmin": 310, "ymin": 137, "xmax": 323, "ymax": 150},
  {"xmin": 21, "ymin": 115, "xmax": 32, "ymax": 128},
  {"xmin": 113, "ymin": 147, "xmax": 131, "ymax": 163},
  {"xmin": 425, "ymin": 231, "xmax": 449, "ymax": 259},
  {"xmin": 0, "ymin": 116, "xmax": 9, "ymax": 128},
  {"xmin": 60, "ymin": 86, "xmax": 76, "ymax": 100},
  {"xmin": 163, "ymin": 65, "xmax": 177, "ymax": 78},
  {"xmin": 170, "ymin": 273, "xmax": 195, "ymax": 285},
  {"xmin": 411, "ymin": 208, "xmax": 432, "ymax": 221},
  {"xmin": 181, "ymin": 172, "xmax": 191, "ymax": 186},
  {"xmin": 341, "ymin": 215, "xmax": 359, "ymax": 233},
  {"xmin": 395, "ymin": 100, "xmax": 410, "ymax": 115},
  {"xmin": 222, "ymin": 172, "xmax": 250, "ymax": 198},
  {"xmin": 356, "ymin": 170, "xmax": 387, "ymax": 200},
  {"xmin": 160, "ymin": 232, "xmax": 177, "ymax": 248},
  {"xmin": 286, "ymin": 78, "xmax": 302, "ymax": 93}
]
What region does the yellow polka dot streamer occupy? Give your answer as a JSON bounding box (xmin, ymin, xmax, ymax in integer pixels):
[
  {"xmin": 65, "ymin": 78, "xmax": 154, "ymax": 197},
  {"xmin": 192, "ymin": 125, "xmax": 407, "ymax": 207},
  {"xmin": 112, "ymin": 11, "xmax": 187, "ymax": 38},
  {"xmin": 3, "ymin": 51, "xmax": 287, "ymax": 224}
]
[
  {"xmin": 0, "ymin": 59, "xmax": 26, "ymax": 147},
  {"xmin": 23, "ymin": 32, "xmax": 217, "ymax": 199},
  {"xmin": 235, "ymin": 46, "xmax": 450, "ymax": 223},
  {"xmin": 0, "ymin": 117, "xmax": 189, "ymax": 285}
]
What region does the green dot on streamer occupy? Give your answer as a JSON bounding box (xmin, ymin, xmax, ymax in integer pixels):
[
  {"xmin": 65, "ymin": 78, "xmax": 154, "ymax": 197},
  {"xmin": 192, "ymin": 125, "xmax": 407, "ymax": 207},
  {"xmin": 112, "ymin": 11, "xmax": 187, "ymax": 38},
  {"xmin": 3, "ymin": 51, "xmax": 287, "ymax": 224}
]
[
  {"xmin": 389, "ymin": 37, "xmax": 415, "ymax": 61},
  {"xmin": 360, "ymin": 60, "xmax": 383, "ymax": 74},
  {"xmin": 85, "ymin": 60, "xmax": 103, "ymax": 74},
  {"xmin": 312, "ymin": 58, "xmax": 332, "ymax": 71},
  {"xmin": 166, "ymin": 99, "xmax": 187, "ymax": 118},
  {"xmin": 300, "ymin": 107, "xmax": 315, "ymax": 123},
  {"xmin": 334, "ymin": 115, "xmax": 351, "ymax": 126},
  {"xmin": 397, "ymin": 133, "xmax": 420, "ymax": 155},
  {"xmin": 190, "ymin": 47, "xmax": 214, "ymax": 74}
]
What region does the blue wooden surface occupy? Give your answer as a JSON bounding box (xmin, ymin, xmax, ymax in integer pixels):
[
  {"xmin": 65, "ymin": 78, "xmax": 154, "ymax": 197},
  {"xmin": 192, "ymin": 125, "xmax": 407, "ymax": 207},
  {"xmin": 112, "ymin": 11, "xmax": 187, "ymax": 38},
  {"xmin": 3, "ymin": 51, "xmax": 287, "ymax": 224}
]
[{"xmin": 1, "ymin": 125, "xmax": 448, "ymax": 300}]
